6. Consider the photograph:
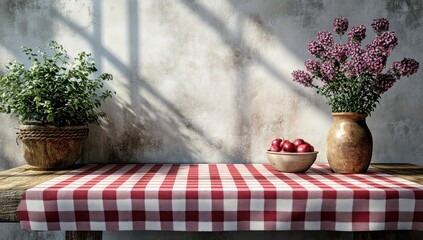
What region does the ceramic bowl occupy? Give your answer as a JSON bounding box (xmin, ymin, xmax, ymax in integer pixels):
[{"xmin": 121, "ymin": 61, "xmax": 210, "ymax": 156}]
[{"xmin": 266, "ymin": 151, "xmax": 318, "ymax": 173}]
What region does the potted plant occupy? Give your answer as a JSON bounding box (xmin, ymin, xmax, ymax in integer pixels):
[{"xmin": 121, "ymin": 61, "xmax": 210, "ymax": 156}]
[
  {"xmin": 0, "ymin": 41, "xmax": 113, "ymax": 169},
  {"xmin": 291, "ymin": 17, "xmax": 419, "ymax": 173}
]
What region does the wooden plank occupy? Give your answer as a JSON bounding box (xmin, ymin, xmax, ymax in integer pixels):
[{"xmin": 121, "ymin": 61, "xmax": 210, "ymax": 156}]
[
  {"xmin": 0, "ymin": 165, "xmax": 98, "ymax": 240},
  {"xmin": 0, "ymin": 189, "xmax": 29, "ymax": 222},
  {"xmin": 353, "ymin": 231, "xmax": 397, "ymax": 240},
  {"xmin": 369, "ymin": 163, "xmax": 423, "ymax": 184},
  {"xmin": 0, "ymin": 164, "xmax": 73, "ymax": 222},
  {"xmin": 65, "ymin": 231, "xmax": 102, "ymax": 240}
]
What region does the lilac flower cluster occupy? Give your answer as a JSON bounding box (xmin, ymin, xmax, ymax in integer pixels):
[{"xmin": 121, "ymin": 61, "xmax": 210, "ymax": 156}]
[
  {"xmin": 292, "ymin": 70, "xmax": 313, "ymax": 87},
  {"xmin": 342, "ymin": 42, "xmax": 366, "ymax": 76},
  {"xmin": 305, "ymin": 59, "xmax": 320, "ymax": 74},
  {"xmin": 347, "ymin": 41, "xmax": 364, "ymax": 56},
  {"xmin": 364, "ymin": 53, "xmax": 387, "ymax": 74},
  {"xmin": 343, "ymin": 56, "xmax": 367, "ymax": 76},
  {"xmin": 317, "ymin": 31, "xmax": 334, "ymax": 46},
  {"xmin": 372, "ymin": 17, "xmax": 389, "ymax": 34},
  {"xmin": 331, "ymin": 43, "xmax": 348, "ymax": 62},
  {"xmin": 367, "ymin": 31, "xmax": 398, "ymax": 57},
  {"xmin": 391, "ymin": 58, "xmax": 420, "ymax": 77},
  {"xmin": 307, "ymin": 40, "xmax": 324, "ymax": 58},
  {"xmin": 333, "ymin": 16, "xmax": 349, "ymax": 35},
  {"xmin": 348, "ymin": 25, "xmax": 366, "ymax": 43},
  {"xmin": 291, "ymin": 16, "xmax": 419, "ymax": 114},
  {"xmin": 320, "ymin": 61, "xmax": 337, "ymax": 81}
]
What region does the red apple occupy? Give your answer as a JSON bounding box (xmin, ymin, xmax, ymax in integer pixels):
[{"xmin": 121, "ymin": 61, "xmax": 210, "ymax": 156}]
[
  {"xmin": 280, "ymin": 139, "xmax": 289, "ymax": 148},
  {"xmin": 271, "ymin": 138, "xmax": 282, "ymax": 147},
  {"xmin": 293, "ymin": 138, "xmax": 305, "ymax": 148},
  {"xmin": 304, "ymin": 141, "xmax": 315, "ymax": 152},
  {"xmin": 269, "ymin": 145, "xmax": 281, "ymax": 152},
  {"xmin": 282, "ymin": 141, "xmax": 295, "ymax": 152},
  {"xmin": 296, "ymin": 143, "xmax": 310, "ymax": 153}
]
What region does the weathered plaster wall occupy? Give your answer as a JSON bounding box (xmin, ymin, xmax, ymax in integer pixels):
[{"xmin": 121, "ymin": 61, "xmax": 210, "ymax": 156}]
[{"xmin": 0, "ymin": 0, "xmax": 422, "ymax": 239}]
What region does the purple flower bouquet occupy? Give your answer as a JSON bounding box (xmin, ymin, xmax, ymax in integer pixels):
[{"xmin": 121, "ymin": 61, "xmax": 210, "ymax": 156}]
[{"xmin": 292, "ymin": 16, "xmax": 419, "ymax": 114}]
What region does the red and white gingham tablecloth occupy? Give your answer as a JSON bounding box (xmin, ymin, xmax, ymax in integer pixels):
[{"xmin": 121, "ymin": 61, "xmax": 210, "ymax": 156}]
[{"xmin": 17, "ymin": 164, "xmax": 423, "ymax": 231}]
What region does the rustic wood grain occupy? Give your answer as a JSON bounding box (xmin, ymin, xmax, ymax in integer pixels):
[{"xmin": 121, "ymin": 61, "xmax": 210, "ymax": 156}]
[
  {"xmin": 353, "ymin": 231, "xmax": 397, "ymax": 240},
  {"xmin": 0, "ymin": 164, "xmax": 72, "ymax": 222},
  {"xmin": 0, "ymin": 164, "xmax": 89, "ymax": 239},
  {"xmin": 369, "ymin": 163, "xmax": 423, "ymax": 184},
  {"xmin": 0, "ymin": 189, "xmax": 27, "ymax": 222},
  {"xmin": 65, "ymin": 231, "xmax": 102, "ymax": 240}
]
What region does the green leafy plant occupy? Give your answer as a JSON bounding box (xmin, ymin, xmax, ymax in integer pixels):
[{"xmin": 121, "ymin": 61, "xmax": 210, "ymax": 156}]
[{"xmin": 0, "ymin": 41, "xmax": 113, "ymax": 126}]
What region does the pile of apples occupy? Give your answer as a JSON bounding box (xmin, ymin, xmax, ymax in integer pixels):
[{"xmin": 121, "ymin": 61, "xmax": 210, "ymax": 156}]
[{"xmin": 268, "ymin": 137, "xmax": 315, "ymax": 153}]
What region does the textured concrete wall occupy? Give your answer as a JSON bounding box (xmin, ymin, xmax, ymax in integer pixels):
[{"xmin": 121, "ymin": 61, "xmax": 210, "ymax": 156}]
[{"xmin": 0, "ymin": 0, "xmax": 422, "ymax": 239}]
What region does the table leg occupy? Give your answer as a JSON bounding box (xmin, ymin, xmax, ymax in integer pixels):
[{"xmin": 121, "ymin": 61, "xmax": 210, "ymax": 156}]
[
  {"xmin": 353, "ymin": 231, "xmax": 396, "ymax": 240},
  {"xmin": 65, "ymin": 231, "xmax": 102, "ymax": 240}
]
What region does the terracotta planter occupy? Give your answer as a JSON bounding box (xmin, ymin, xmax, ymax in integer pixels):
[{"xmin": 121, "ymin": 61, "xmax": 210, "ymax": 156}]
[
  {"xmin": 326, "ymin": 112, "xmax": 372, "ymax": 173},
  {"xmin": 18, "ymin": 125, "xmax": 89, "ymax": 169}
]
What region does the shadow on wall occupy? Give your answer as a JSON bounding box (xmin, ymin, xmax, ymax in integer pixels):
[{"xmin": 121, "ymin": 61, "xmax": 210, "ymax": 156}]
[
  {"xmin": 0, "ymin": 71, "xmax": 12, "ymax": 170},
  {"xmin": 79, "ymin": 0, "xmax": 241, "ymax": 163},
  {"xmin": 177, "ymin": 0, "xmax": 334, "ymax": 162},
  {"xmin": 80, "ymin": 0, "xmax": 330, "ymax": 164},
  {"xmin": 84, "ymin": 99, "xmax": 201, "ymax": 164},
  {"xmin": 180, "ymin": 0, "xmax": 325, "ymax": 106},
  {"xmin": 0, "ymin": 0, "xmax": 55, "ymax": 61},
  {"xmin": 0, "ymin": 142, "xmax": 14, "ymax": 170},
  {"xmin": 0, "ymin": 114, "xmax": 22, "ymax": 170}
]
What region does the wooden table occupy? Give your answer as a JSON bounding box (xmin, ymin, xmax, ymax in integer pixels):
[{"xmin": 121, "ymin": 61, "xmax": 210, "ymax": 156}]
[
  {"xmin": 0, "ymin": 165, "xmax": 101, "ymax": 240},
  {"xmin": 1, "ymin": 164, "xmax": 422, "ymax": 240}
]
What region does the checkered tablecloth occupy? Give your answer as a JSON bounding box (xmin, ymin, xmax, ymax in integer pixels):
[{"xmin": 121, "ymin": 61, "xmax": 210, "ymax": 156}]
[{"xmin": 17, "ymin": 164, "xmax": 423, "ymax": 231}]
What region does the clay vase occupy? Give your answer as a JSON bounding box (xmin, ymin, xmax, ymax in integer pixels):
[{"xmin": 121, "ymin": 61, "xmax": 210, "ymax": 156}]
[
  {"xmin": 18, "ymin": 125, "xmax": 89, "ymax": 169},
  {"xmin": 326, "ymin": 112, "xmax": 372, "ymax": 173}
]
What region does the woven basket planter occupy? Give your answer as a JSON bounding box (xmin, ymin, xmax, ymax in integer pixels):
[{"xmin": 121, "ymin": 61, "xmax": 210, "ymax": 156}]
[{"xmin": 18, "ymin": 125, "xmax": 89, "ymax": 169}]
